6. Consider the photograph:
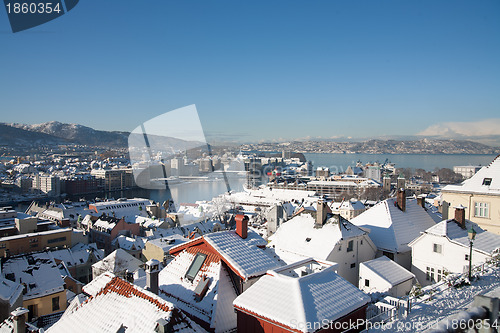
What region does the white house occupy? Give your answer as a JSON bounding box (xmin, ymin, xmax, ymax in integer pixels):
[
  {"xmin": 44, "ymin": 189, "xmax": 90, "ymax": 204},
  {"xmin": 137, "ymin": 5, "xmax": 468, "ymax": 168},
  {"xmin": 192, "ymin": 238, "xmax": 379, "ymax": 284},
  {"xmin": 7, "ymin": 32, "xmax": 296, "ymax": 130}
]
[
  {"xmin": 409, "ymin": 206, "xmax": 500, "ymax": 286},
  {"xmin": 268, "ymin": 201, "xmax": 377, "ymax": 286},
  {"xmin": 351, "ymin": 189, "xmax": 436, "ymax": 270},
  {"xmin": 359, "ymin": 256, "xmax": 415, "ymax": 297}
]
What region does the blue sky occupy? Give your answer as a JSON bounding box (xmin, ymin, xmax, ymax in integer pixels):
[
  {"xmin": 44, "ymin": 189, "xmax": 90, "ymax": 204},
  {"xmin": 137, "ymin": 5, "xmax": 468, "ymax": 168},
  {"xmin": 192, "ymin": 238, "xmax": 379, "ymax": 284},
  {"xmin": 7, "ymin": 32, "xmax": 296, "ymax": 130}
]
[{"xmin": 0, "ymin": 0, "xmax": 499, "ymax": 143}]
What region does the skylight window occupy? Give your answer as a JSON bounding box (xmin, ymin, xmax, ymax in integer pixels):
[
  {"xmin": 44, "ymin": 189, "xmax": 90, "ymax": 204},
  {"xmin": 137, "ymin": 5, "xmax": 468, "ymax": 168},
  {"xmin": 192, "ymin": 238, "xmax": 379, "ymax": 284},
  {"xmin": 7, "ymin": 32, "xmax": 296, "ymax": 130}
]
[
  {"xmin": 483, "ymin": 178, "xmax": 492, "ymax": 186},
  {"xmin": 185, "ymin": 253, "xmax": 207, "ymax": 281}
]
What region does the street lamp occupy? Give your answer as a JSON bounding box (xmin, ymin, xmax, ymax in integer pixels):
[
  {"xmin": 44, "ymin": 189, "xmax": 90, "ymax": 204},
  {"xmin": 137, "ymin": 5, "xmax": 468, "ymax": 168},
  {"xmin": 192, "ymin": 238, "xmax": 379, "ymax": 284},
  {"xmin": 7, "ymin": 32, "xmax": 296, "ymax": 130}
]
[{"xmin": 468, "ymin": 225, "xmax": 477, "ymax": 280}]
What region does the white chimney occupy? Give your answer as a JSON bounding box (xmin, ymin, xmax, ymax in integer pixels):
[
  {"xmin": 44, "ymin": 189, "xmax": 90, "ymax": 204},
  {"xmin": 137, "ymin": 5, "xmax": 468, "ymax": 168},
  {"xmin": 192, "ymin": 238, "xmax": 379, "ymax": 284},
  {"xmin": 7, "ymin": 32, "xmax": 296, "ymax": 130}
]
[{"xmin": 145, "ymin": 259, "xmax": 160, "ymax": 295}]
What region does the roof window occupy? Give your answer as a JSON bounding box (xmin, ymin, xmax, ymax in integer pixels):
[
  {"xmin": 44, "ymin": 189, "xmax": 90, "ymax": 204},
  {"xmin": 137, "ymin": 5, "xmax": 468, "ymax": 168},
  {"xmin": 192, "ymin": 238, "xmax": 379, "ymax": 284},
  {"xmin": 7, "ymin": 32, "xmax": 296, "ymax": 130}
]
[
  {"xmin": 185, "ymin": 253, "xmax": 207, "ymax": 282},
  {"xmin": 483, "ymin": 178, "xmax": 492, "ymax": 186}
]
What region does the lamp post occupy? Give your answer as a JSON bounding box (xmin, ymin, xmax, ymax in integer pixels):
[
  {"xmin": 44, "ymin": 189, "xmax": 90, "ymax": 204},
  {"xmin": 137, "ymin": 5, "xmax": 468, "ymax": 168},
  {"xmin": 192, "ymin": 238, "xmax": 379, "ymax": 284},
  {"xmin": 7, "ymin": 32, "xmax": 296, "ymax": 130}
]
[{"xmin": 468, "ymin": 225, "xmax": 477, "ymax": 280}]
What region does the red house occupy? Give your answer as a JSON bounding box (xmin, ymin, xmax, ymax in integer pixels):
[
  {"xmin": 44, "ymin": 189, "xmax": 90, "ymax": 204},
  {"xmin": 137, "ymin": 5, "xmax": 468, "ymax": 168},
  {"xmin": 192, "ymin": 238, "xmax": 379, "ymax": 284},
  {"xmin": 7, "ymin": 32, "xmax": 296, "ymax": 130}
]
[
  {"xmin": 233, "ymin": 258, "xmax": 371, "ymax": 333},
  {"xmin": 86, "ymin": 215, "xmax": 140, "ymax": 255},
  {"xmin": 161, "ymin": 214, "xmax": 284, "ymax": 332}
]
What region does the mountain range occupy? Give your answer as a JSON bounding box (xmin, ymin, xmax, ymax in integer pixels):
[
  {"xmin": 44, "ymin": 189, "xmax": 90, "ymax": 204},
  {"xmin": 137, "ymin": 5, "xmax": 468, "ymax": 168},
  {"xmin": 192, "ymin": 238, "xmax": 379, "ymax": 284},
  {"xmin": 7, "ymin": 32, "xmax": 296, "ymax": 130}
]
[{"xmin": 1, "ymin": 121, "xmax": 499, "ymax": 154}]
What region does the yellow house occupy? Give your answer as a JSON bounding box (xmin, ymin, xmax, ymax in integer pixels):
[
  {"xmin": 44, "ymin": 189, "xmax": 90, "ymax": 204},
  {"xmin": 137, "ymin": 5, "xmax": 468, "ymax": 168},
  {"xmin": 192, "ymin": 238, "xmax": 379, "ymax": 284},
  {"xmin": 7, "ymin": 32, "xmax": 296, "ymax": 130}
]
[
  {"xmin": 1, "ymin": 252, "xmax": 67, "ymax": 321},
  {"xmin": 442, "ymin": 155, "xmax": 500, "ymax": 234}
]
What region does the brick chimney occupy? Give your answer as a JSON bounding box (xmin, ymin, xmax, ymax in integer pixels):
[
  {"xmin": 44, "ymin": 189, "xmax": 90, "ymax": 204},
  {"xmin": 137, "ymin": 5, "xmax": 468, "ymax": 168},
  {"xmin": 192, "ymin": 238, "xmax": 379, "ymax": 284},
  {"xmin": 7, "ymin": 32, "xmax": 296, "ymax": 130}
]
[
  {"xmin": 417, "ymin": 196, "xmax": 426, "ymax": 210},
  {"xmin": 316, "ymin": 199, "xmax": 327, "ymax": 227},
  {"xmin": 11, "ymin": 308, "xmax": 29, "ymax": 333},
  {"xmin": 454, "ymin": 204, "xmax": 467, "ymax": 229},
  {"xmin": 396, "ymin": 188, "xmax": 406, "ymax": 212},
  {"xmin": 145, "ymin": 259, "xmax": 160, "ymax": 295},
  {"xmin": 235, "ymin": 214, "xmax": 248, "ymax": 239}
]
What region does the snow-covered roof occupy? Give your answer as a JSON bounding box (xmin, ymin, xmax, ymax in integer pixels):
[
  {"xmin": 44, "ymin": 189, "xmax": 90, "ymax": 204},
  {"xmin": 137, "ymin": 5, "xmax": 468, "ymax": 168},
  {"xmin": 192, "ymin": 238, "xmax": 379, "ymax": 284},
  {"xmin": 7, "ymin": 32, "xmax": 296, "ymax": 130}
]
[
  {"xmin": 159, "ymin": 248, "xmax": 237, "ymax": 330},
  {"xmin": 204, "ymin": 230, "xmax": 283, "ymax": 280},
  {"xmin": 0, "ymin": 228, "xmax": 70, "ymax": 242},
  {"xmin": 48, "ymin": 276, "xmax": 205, "ymax": 333},
  {"xmin": 92, "ymin": 249, "xmax": 144, "ymax": 276},
  {"xmin": 329, "ymin": 199, "xmax": 366, "ymax": 212},
  {"xmin": 147, "ymin": 234, "xmax": 189, "ymax": 252},
  {"xmin": 0, "ymin": 278, "xmax": 23, "ymax": 306},
  {"xmin": 233, "ymin": 259, "xmax": 370, "ymax": 332},
  {"xmin": 50, "ymin": 243, "xmax": 103, "ymax": 268},
  {"xmin": 2, "ymin": 252, "xmax": 65, "ymax": 300},
  {"xmin": 360, "ymin": 256, "xmax": 415, "ymax": 286},
  {"xmin": 417, "ymin": 219, "xmax": 500, "ymax": 255},
  {"xmin": 269, "ymin": 214, "xmax": 367, "ymax": 261},
  {"xmin": 351, "ymin": 198, "xmax": 436, "ymax": 253},
  {"xmin": 112, "ymin": 235, "xmax": 145, "ymax": 251},
  {"xmin": 83, "ymin": 272, "xmax": 115, "ymax": 297},
  {"xmin": 442, "ymin": 155, "xmax": 500, "ymax": 195},
  {"xmin": 89, "ymin": 198, "xmax": 151, "ymax": 218}
]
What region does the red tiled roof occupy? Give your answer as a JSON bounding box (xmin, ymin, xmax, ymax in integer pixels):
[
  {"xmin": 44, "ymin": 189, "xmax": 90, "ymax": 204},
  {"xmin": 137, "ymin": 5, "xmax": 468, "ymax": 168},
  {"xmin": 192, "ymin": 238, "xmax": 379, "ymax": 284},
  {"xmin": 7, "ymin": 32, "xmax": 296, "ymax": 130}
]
[{"xmin": 92, "ymin": 276, "xmax": 172, "ymax": 312}]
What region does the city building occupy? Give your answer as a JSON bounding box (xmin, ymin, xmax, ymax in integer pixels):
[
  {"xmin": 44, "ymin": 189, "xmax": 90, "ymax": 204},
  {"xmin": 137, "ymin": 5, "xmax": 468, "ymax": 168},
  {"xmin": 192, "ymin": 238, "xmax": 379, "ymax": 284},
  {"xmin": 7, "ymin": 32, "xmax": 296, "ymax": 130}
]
[
  {"xmin": 32, "ymin": 175, "xmax": 60, "ymax": 196},
  {"xmin": 90, "ymin": 168, "xmax": 134, "ymax": 191},
  {"xmin": 453, "ymin": 165, "xmax": 483, "ymax": 179},
  {"xmin": 0, "ymin": 228, "xmax": 72, "ymax": 257},
  {"xmin": 88, "ymin": 198, "xmax": 150, "ymax": 218},
  {"xmin": 2, "ymin": 252, "xmax": 67, "ymax": 321},
  {"xmin": 82, "ymin": 215, "xmax": 140, "ymax": 255}
]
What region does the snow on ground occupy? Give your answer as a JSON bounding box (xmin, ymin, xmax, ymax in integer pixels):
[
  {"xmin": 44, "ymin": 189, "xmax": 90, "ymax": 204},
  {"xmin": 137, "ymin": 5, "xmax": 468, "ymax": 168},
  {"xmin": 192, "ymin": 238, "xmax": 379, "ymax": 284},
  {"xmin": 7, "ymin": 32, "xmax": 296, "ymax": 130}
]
[{"xmin": 368, "ymin": 266, "xmax": 500, "ymax": 332}]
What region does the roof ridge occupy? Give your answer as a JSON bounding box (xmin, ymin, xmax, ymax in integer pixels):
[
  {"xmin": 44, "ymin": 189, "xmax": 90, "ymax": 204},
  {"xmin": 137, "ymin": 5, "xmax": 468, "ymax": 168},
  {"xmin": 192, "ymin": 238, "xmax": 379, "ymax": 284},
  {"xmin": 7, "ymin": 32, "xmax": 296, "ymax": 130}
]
[{"xmin": 293, "ymin": 278, "xmax": 308, "ymax": 326}]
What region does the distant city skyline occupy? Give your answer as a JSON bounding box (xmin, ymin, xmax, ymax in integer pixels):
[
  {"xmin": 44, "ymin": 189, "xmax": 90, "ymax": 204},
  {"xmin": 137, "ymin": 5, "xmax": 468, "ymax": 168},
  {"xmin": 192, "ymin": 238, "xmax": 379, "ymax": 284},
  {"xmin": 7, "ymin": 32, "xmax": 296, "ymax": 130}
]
[{"xmin": 1, "ymin": 0, "xmax": 499, "ymax": 144}]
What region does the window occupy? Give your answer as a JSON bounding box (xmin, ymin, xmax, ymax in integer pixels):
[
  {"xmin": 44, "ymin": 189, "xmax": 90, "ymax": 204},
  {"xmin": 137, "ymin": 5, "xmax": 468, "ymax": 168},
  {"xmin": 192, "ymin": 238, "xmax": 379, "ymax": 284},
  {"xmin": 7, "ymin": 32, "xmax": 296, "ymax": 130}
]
[
  {"xmin": 350, "ymin": 263, "xmax": 356, "ymax": 268},
  {"xmin": 465, "ymin": 254, "xmax": 469, "ymax": 261},
  {"xmin": 52, "ymin": 296, "xmax": 60, "ymax": 311},
  {"xmin": 28, "ymin": 304, "xmax": 37, "ymax": 321},
  {"xmin": 382, "ymin": 251, "xmax": 394, "ymax": 260},
  {"xmin": 437, "ymin": 269, "xmax": 444, "ymax": 282},
  {"xmin": 365, "ymin": 279, "xmax": 370, "ymax": 287},
  {"xmin": 482, "ymin": 178, "xmax": 492, "ymax": 186},
  {"xmin": 433, "ymin": 244, "xmax": 442, "ymax": 253},
  {"xmin": 47, "ymin": 237, "xmax": 67, "ymax": 244},
  {"xmin": 426, "ymin": 267, "xmax": 435, "ymax": 282},
  {"xmin": 347, "ymin": 240, "xmax": 354, "ymax": 252},
  {"xmin": 474, "ymin": 202, "xmax": 489, "ymax": 218},
  {"xmin": 185, "ymin": 253, "xmax": 207, "ymax": 281}
]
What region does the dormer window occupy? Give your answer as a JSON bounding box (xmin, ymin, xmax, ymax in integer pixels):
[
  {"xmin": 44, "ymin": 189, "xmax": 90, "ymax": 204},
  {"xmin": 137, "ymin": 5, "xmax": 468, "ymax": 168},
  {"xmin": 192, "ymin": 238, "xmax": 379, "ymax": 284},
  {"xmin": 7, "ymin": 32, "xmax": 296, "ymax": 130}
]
[
  {"xmin": 483, "ymin": 178, "xmax": 492, "ymax": 186},
  {"xmin": 185, "ymin": 253, "xmax": 207, "ymax": 282}
]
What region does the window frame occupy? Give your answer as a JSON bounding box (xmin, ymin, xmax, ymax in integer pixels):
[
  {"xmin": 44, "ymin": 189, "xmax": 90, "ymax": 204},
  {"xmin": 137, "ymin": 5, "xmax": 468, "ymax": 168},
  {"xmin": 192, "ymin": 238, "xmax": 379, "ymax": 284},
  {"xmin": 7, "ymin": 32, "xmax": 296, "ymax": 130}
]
[
  {"xmin": 474, "ymin": 202, "xmax": 489, "ymax": 218},
  {"xmin": 185, "ymin": 252, "xmax": 207, "ymax": 282},
  {"xmin": 347, "ymin": 240, "xmax": 354, "ymax": 252},
  {"xmin": 433, "ymin": 243, "xmax": 442, "ymax": 254}
]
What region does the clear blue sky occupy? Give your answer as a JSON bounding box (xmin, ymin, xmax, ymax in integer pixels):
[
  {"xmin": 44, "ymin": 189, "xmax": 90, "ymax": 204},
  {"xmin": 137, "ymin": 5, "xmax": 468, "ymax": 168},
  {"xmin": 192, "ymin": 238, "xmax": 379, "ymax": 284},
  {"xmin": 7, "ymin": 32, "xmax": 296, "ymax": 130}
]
[{"xmin": 0, "ymin": 0, "xmax": 499, "ymax": 143}]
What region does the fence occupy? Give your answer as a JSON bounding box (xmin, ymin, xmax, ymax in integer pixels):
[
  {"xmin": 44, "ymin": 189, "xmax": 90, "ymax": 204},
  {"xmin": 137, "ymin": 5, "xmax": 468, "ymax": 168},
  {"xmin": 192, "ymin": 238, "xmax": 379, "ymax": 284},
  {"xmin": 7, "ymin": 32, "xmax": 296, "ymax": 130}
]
[{"xmin": 360, "ymin": 256, "xmax": 500, "ymax": 331}]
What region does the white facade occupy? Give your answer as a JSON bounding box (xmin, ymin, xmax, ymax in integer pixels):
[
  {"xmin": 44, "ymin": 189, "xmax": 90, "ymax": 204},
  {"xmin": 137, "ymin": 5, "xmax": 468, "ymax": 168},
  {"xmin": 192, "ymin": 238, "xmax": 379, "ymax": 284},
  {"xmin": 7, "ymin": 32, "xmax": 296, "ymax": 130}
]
[
  {"xmin": 268, "ymin": 214, "xmax": 377, "ymax": 286},
  {"xmin": 453, "ymin": 166, "xmax": 482, "ymax": 179},
  {"xmin": 351, "ymin": 196, "xmax": 436, "ymax": 270},
  {"xmin": 359, "ymin": 256, "xmax": 415, "ymax": 297},
  {"xmin": 409, "ymin": 219, "xmax": 500, "ymax": 286}
]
